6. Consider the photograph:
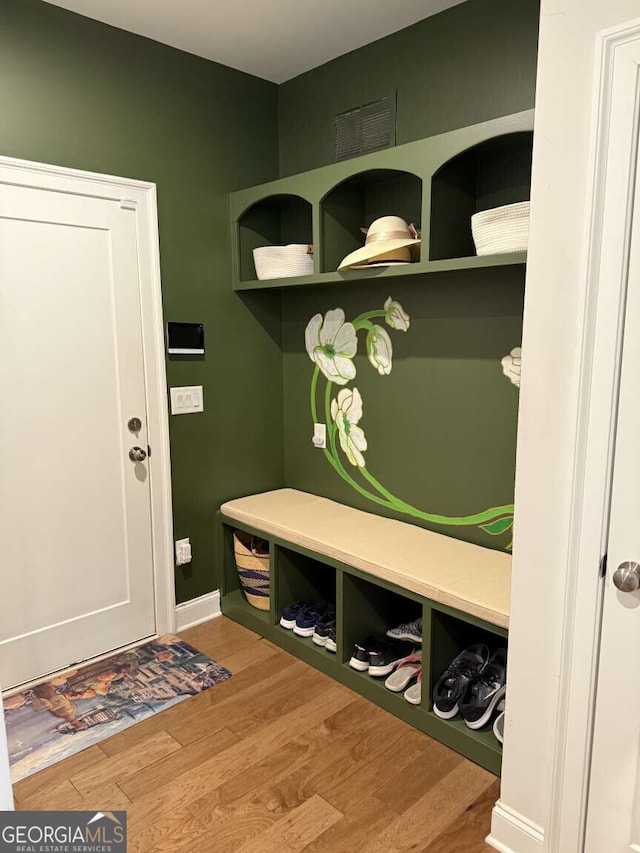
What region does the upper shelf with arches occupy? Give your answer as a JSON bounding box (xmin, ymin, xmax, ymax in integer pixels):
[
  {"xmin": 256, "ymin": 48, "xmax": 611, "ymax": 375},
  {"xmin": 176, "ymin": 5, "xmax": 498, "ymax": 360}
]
[{"xmin": 230, "ymin": 109, "xmax": 534, "ymax": 291}]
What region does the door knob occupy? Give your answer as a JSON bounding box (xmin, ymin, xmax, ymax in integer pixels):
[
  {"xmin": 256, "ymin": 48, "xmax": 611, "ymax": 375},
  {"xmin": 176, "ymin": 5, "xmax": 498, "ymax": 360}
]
[
  {"xmin": 612, "ymin": 561, "xmax": 640, "ymax": 593},
  {"xmin": 129, "ymin": 446, "xmax": 147, "ymax": 463}
]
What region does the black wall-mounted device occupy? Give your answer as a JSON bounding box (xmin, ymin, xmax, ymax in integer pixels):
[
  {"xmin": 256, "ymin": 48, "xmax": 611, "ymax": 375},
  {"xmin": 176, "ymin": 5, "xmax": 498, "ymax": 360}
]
[{"xmin": 166, "ymin": 322, "xmax": 205, "ymax": 355}]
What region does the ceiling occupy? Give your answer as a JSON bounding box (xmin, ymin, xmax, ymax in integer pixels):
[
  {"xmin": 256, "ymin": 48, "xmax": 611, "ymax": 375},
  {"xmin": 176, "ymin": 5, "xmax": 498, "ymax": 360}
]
[{"xmin": 42, "ymin": 0, "xmax": 467, "ymax": 83}]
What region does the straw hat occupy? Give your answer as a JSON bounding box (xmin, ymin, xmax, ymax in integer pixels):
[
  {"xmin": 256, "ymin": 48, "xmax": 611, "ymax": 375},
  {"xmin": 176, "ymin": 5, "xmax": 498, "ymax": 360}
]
[{"xmin": 338, "ymin": 216, "xmax": 420, "ymax": 270}]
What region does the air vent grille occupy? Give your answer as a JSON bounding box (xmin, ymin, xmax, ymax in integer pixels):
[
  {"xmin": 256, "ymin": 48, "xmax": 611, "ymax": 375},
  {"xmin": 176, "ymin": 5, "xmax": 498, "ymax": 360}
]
[{"xmin": 334, "ymin": 95, "xmax": 396, "ymax": 161}]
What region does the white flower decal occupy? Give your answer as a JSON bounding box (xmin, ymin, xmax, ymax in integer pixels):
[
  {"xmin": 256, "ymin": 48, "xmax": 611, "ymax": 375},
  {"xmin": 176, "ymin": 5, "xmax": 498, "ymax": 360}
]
[
  {"xmin": 305, "ymin": 308, "xmax": 357, "ymax": 386},
  {"xmin": 366, "ymin": 325, "xmax": 393, "ymax": 376},
  {"xmin": 501, "ymin": 347, "xmax": 522, "ymax": 389},
  {"xmin": 384, "ymin": 297, "xmax": 411, "ymax": 331},
  {"xmin": 331, "ymin": 388, "xmax": 367, "ymax": 467}
]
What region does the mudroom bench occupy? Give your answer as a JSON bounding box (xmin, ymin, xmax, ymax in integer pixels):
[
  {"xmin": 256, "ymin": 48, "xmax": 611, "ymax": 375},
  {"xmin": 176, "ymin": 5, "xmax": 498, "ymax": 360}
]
[{"xmin": 218, "ymin": 488, "xmax": 510, "ymax": 774}]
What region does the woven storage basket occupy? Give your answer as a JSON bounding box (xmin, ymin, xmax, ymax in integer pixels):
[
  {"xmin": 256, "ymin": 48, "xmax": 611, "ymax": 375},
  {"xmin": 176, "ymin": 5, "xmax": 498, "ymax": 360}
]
[
  {"xmin": 471, "ymin": 201, "xmax": 530, "ymax": 256},
  {"xmin": 233, "ymin": 530, "xmax": 270, "ymax": 611},
  {"xmin": 253, "ymin": 244, "xmax": 314, "ymax": 280}
]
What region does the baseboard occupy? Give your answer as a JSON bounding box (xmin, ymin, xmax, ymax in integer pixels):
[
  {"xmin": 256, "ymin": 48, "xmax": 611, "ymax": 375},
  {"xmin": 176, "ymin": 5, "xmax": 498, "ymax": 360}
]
[
  {"xmin": 486, "ymin": 801, "xmax": 545, "ymax": 853},
  {"xmin": 175, "ymin": 590, "xmax": 221, "ymax": 632}
]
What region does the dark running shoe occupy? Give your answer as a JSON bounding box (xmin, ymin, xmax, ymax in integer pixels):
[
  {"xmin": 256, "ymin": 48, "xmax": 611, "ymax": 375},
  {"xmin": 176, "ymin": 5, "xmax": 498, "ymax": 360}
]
[
  {"xmin": 349, "ymin": 635, "xmax": 386, "ymax": 672},
  {"xmin": 432, "ymin": 644, "xmax": 489, "ymax": 720},
  {"xmin": 312, "ymin": 606, "xmax": 336, "ymax": 647},
  {"xmin": 386, "ymin": 618, "xmax": 423, "ymax": 644},
  {"xmin": 279, "ymin": 601, "xmax": 311, "ymax": 630},
  {"xmin": 368, "ymin": 639, "xmax": 415, "ymax": 677},
  {"xmin": 460, "ymin": 649, "xmax": 507, "ymax": 730},
  {"xmin": 293, "ymin": 601, "xmax": 329, "ymax": 637},
  {"xmin": 325, "ymin": 626, "xmax": 337, "ymax": 654}
]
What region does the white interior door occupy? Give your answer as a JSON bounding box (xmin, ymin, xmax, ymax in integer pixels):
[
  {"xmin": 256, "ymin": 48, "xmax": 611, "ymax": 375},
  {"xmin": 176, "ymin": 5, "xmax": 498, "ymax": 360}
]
[
  {"xmin": 0, "ymin": 171, "xmax": 156, "ymax": 689},
  {"xmin": 585, "ymin": 36, "xmax": 640, "ymax": 853}
]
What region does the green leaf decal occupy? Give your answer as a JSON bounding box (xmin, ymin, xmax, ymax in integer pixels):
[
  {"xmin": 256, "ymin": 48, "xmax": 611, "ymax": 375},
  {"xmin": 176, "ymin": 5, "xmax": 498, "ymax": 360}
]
[{"xmin": 480, "ymin": 517, "xmax": 514, "ymax": 536}]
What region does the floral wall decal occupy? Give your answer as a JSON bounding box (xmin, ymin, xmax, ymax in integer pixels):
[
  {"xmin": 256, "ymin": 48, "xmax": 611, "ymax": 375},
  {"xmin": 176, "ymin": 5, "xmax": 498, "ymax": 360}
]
[
  {"xmin": 305, "ymin": 298, "xmax": 515, "ymax": 549},
  {"xmin": 501, "ymin": 347, "xmax": 522, "ymax": 388}
]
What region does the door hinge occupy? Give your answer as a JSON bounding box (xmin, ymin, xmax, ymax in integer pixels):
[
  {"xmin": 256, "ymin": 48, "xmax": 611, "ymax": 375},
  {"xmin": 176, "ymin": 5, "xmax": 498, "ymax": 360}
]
[
  {"xmin": 600, "ymin": 553, "xmax": 608, "ymax": 578},
  {"xmin": 120, "ymin": 199, "xmax": 137, "ymax": 210}
]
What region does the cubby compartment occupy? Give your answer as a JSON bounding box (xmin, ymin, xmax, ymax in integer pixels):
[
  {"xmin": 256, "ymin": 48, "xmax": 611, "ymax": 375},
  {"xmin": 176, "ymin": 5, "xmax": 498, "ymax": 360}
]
[
  {"xmin": 321, "ymin": 169, "xmax": 422, "ymax": 273},
  {"xmin": 220, "ymin": 522, "xmax": 272, "ymax": 626},
  {"xmin": 429, "ymin": 131, "xmax": 533, "ymax": 261},
  {"xmin": 274, "ymin": 546, "xmax": 336, "ymax": 614},
  {"xmin": 237, "ymin": 193, "xmax": 313, "ymax": 282},
  {"xmin": 427, "ymin": 604, "xmax": 507, "ymax": 750},
  {"xmin": 341, "ymin": 574, "xmax": 422, "ymax": 663}
]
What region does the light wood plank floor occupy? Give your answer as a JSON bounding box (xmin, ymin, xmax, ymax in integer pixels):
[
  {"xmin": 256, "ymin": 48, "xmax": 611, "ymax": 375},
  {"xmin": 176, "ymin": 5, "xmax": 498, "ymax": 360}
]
[{"xmin": 12, "ymin": 617, "xmax": 498, "ymax": 852}]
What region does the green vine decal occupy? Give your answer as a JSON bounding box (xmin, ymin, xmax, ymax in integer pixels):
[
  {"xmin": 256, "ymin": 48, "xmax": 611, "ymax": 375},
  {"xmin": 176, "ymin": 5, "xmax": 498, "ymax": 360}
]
[{"xmin": 306, "ymin": 298, "xmax": 514, "ymax": 548}]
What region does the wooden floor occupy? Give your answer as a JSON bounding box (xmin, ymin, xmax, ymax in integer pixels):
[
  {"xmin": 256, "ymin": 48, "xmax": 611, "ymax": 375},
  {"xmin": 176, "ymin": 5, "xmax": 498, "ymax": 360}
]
[{"xmin": 12, "ymin": 617, "xmax": 498, "ymax": 852}]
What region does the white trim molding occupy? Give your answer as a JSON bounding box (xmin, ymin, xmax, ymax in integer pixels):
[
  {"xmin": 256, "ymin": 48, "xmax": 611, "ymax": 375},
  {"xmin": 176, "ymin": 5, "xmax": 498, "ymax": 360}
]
[
  {"xmin": 0, "ymin": 676, "xmax": 13, "ymax": 811},
  {"xmin": 175, "ymin": 591, "xmax": 222, "ymax": 632},
  {"xmin": 487, "ymin": 802, "xmax": 544, "ymax": 853},
  {"xmin": 544, "ymin": 18, "xmax": 640, "ymax": 853},
  {"xmin": 0, "ymin": 154, "xmax": 176, "ymax": 639}
]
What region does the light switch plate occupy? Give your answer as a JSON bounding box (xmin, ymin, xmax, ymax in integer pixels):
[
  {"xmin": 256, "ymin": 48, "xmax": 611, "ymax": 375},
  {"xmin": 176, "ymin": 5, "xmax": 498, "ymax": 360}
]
[
  {"xmin": 170, "ymin": 385, "xmax": 204, "ymax": 415},
  {"xmin": 312, "ymin": 423, "xmax": 326, "ymax": 449}
]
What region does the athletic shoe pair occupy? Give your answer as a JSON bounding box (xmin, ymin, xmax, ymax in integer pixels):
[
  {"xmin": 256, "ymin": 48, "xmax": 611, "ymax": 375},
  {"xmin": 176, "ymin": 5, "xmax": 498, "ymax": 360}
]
[
  {"xmin": 432, "ymin": 644, "xmax": 507, "ymax": 731},
  {"xmin": 349, "ymin": 635, "xmax": 415, "ymax": 677},
  {"xmin": 279, "ymin": 601, "xmax": 336, "ymax": 653}
]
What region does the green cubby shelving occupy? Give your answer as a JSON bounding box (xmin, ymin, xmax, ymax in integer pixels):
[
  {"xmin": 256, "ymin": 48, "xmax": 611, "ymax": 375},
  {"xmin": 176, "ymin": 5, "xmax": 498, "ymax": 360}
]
[
  {"xmin": 229, "ymin": 108, "xmax": 533, "ymax": 290},
  {"xmin": 219, "ymin": 512, "xmax": 507, "ymax": 775}
]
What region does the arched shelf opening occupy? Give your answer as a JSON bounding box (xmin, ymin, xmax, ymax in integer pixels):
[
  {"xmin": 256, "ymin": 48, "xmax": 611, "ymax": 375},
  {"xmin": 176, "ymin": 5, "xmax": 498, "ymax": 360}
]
[
  {"xmin": 237, "ymin": 193, "xmax": 313, "ymax": 282},
  {"xmin": 320, "ymin": 169, "xmax": 422, "ymax": 273},
  {"xmin": 429, "ymin": 132, "xmax": 533, "ymax": 261}
]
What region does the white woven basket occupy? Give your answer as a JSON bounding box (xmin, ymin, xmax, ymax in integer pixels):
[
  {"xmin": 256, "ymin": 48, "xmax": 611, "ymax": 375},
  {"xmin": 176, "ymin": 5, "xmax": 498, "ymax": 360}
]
[
  {"xmin": 253, "ymin": 244, "xmax": 314, "ymax": 280},
  {"xmin": 471, "ymin": 201, "xmax": 530, "ymax": 256}
]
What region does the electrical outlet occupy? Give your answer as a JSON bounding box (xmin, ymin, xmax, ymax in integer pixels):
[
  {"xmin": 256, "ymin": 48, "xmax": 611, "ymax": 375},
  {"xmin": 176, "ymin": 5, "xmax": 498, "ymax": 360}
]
[
  {"xmin": 312, "ymin": 423, "xmax": 326, "ymax": 449},
  {"xmin": 175, "ymin": 537, "xmax": 192, "ymax": 566}
]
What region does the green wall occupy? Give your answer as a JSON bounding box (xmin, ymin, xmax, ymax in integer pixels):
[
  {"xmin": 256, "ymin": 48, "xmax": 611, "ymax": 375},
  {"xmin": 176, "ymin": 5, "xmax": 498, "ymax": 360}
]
[
  {"xmin": 278, "ymin": 0, "xmax": 538, "ymax": 550},
  {"xmin": 0, "ymin": 0, "xmax": 283, "ymax": 602},
  {"xmin": 278, "ymin": 0, "xmax": 540, "ymax": 176},
  {"xmin": 0, "ymin": 0, "xmax": 539, "ymax": 602},
  {"xmin": 283, "ymin": 272, "xmax": 524, "ymax": 550}
]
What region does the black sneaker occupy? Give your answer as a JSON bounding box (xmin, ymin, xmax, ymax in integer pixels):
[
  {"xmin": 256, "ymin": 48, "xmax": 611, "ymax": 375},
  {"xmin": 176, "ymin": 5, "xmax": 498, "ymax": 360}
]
[
  {"xmin": 432, "ymin": 644, "xmax": 489, "ymax": 720},
  {"xmin": 280, "ymin": 601, "xmax": 311, "ymax": 630},
  {"xmin": 312, "ymin": 606, "xmax": 336, "ymax": 647},
  {"xmin": 368, "ymin": 639, "xmax": 415, "ymax": 677},
  {"xmin": 325, "ymin": 626, "xmax": 337, "ymax": 654},
  {"xmin": 293, "ymin": 601, "xmax": 329, "ymax": 638},
  {"xmin": 349, "ymin": 635, "xmax": 386, "ymax": 672},
  {"xmin": 460, "ymin": 649, "xmax": 507, "ymax": 730}
]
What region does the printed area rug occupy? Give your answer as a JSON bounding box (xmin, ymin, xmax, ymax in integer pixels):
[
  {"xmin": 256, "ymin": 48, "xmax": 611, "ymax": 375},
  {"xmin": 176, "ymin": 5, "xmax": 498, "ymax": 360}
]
[{"xmin": 3, "ymin": 635, "xmax": 231, "ymax": 782}]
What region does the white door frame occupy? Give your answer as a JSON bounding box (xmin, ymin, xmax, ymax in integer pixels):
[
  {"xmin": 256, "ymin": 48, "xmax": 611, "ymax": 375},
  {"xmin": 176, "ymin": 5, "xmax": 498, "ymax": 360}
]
[
  {"xmin": 542, "ymin": 18, "xmax": 640, "ymax": 852},
  {"xmin": 0, "ymin": 155, "xmax": 176, "ymax": 649},
  {"xmin": 0, "ymin": 675, "xmax": 12, "ymax": 810}
]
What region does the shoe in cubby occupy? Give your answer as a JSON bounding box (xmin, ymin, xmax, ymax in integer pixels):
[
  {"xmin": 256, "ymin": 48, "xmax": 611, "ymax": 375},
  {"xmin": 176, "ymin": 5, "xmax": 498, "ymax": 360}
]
[
  {"xmin": 432, "ymin": 644, "xmax": 489, "ymax": 720},
  {"xmin": 312, "ymin": 605, "xmax": 336, "ymax": 647},
  {"xmin": 386, "ymin": 617, "xmax": 423, "ymax": 644},
  {"xmin": 459, "ymin": 648, "xmax": 507, "ymax": 731},
  {"xmin": 368, "ymin": 638, "xmax": 415, "ymax": 677}
]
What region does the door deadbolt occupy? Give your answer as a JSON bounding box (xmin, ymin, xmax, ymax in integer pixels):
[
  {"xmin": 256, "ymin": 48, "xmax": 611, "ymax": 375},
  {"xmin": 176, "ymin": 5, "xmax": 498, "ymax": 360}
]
[{"xmin": 127, "ymin": 417, "xmax": 142, "ymax": 433}]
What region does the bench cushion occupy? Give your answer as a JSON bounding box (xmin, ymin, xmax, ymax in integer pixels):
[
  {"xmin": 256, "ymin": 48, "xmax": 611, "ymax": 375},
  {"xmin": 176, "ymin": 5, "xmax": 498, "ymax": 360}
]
[{"xmin": 220, "ymin": 489, "xmax": 510, "ymax": 629}]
